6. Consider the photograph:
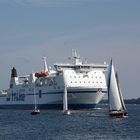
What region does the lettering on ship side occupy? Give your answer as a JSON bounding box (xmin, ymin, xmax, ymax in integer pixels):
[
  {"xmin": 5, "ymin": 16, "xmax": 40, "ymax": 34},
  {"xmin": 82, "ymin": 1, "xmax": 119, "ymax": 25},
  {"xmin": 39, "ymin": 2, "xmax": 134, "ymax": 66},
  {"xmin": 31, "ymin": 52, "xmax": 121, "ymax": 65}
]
[{"xmin": 6, "ymin": 93, "xmax": 25, "ymax": 102}]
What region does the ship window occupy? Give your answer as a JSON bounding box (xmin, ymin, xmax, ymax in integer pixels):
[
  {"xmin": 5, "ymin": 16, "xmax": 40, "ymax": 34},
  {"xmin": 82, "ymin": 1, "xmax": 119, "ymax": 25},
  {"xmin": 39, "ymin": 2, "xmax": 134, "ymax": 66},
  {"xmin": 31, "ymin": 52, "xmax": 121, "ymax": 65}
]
[{"xmin": 71, "ymin": 81, "xmax": 73, "ymax": 83}]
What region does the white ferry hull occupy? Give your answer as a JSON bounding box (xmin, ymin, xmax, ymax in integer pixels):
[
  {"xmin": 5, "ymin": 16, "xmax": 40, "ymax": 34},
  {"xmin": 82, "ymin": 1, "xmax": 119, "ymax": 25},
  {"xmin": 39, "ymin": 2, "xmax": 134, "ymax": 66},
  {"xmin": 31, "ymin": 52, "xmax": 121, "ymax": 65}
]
[{"xmin": 0, "ymin": 90, "xmax": 106, "ymax": 110}]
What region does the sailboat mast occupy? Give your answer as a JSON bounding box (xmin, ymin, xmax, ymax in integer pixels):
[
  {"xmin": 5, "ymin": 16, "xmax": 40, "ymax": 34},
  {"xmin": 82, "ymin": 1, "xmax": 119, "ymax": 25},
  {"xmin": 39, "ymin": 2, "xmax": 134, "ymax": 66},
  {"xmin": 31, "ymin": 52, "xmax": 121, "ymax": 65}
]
[
  {"xmin": 33, "ymin": 85, "xmax": 37, "ymax": 110},
  {"xmin": 107, "ymin": 59, "xmax": 113, "ymax": 111}
]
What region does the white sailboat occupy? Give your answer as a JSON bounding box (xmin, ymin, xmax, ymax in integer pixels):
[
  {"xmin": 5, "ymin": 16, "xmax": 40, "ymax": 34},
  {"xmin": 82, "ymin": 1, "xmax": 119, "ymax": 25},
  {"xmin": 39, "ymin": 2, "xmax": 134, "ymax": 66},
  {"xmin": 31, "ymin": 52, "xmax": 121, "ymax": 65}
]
[
  {"xmin": 63, "ymin": 85, "xmax": 71, "ymax": 115},
  {"xmin": 63, "ymin": 70, "xmax": 71, "ymax": 115},
  {"xmin": 108, "ymin": 59, "xmax": 127, "ymax": 117},
  {"xmin": 31, "ymin": 86, "xmax": 40, "ymax": 115}
]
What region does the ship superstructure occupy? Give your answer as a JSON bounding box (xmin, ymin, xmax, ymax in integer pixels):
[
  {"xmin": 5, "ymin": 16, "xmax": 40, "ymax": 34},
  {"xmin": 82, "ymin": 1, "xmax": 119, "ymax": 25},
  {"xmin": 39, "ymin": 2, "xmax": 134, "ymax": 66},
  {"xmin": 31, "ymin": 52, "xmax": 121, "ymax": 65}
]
[{"xmin": 0, "ymin": 50, "xmax": 108, "ymax": 109}]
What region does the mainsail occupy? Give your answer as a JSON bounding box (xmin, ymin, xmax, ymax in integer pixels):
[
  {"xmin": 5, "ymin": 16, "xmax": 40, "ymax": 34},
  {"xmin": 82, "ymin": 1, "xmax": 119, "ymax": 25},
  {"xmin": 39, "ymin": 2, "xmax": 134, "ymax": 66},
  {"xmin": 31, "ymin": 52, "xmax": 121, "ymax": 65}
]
[
  {"xmin": 115, "ymin": 72, "xmax": 127, "ymax": 113},
  {"xmin": 108, "ymin": 60, "xmax": 123, "ymax": 112}
]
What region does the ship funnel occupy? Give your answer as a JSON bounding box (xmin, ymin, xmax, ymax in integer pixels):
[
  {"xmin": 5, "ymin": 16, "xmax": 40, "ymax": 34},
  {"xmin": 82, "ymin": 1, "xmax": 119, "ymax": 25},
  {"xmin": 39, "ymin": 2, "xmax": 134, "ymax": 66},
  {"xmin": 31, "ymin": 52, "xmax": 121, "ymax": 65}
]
[
  {"xmin": 10, "ymin": 67, "xmax": 19, "ymax": 88},
  {"xmin": 11, "ymin": 67, "xmax": 18, "ymax": 78}
]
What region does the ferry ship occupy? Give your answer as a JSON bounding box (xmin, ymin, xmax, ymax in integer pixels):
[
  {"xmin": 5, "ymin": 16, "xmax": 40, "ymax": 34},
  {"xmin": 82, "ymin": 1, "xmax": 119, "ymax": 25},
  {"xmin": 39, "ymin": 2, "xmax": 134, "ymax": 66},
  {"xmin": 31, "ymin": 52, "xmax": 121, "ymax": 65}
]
[{"xmin": 0, "ymin": 50, "xmax": 108, "ymax": 110}]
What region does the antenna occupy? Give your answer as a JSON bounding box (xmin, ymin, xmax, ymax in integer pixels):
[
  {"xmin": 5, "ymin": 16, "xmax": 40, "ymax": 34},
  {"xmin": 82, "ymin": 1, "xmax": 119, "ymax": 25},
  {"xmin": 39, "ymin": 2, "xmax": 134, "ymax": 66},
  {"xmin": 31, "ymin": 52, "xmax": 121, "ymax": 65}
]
[{"xmin": 71, "ymin": 49, "xmax": 82, "ymax": 65}]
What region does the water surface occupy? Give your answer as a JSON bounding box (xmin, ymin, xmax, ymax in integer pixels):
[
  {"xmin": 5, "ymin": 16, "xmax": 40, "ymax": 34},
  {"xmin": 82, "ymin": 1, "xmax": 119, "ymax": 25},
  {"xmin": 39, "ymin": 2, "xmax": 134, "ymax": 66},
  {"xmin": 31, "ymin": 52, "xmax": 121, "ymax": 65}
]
[{"xmin": 0, "ymin": 104, "xmax": 139, "ymax": 140}]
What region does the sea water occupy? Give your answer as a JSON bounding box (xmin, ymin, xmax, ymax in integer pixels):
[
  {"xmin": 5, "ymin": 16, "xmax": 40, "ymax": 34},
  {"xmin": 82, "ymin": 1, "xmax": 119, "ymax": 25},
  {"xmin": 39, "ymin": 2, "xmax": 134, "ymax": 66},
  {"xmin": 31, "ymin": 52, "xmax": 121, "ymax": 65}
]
[{"xmin": 0, "ymin": 104, "xmax": 139, "ymax": 140}]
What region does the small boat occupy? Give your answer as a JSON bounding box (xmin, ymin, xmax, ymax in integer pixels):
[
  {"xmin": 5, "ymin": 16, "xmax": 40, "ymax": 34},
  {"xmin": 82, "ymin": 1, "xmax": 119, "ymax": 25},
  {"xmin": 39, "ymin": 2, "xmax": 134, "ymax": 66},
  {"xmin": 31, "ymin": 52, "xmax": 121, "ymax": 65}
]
[
  {"xmin": 31, "ymin": 86, "xmax": 40, "ymax": 115},
  {"xmin": 31, "ymin": 107, "xmax": 40, "ymax": 115},
  {"xmin": 31, "ymin": 106, "xmax": 40, "ymax": 115},
  {"xmin": 108, "ymin": 59, "xmax": 128, "ymax": 118},
  {"xmin": 63, "ymin": 110, "xmax": 71, "ymax": 115}
]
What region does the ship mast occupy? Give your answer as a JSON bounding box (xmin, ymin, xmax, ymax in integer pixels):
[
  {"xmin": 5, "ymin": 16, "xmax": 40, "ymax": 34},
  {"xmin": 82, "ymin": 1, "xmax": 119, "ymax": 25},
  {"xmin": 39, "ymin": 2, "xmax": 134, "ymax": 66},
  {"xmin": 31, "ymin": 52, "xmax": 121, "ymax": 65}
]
[
  {"xmin": 43, "ymin": 57, "xmax": 49, "ymax": 72},
  {"xmin": 72, "ymin": 49, "xmax": 82, "ymax": 65}
]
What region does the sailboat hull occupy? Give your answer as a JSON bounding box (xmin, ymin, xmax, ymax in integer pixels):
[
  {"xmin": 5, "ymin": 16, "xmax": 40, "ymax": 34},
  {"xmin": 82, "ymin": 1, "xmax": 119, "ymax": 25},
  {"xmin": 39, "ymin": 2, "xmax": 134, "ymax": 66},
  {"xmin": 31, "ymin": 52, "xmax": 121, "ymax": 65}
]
[
  {"xmin": 109, "ymin": 112, "xmax": 123, "ymax": 118},
  {"xmin": 109, "ymin": 111, "xmax": 127, "ymax": 118},
  {"xmin": 31, "ymin": 109, "xmax": 40, "ymax": 115}
]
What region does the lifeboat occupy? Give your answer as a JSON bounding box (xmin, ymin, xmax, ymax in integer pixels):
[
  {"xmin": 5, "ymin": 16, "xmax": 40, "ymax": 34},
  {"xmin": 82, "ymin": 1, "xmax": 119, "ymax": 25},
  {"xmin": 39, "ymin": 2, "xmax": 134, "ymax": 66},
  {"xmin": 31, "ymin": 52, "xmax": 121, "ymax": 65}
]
[{"xmin": 35, "ymin": 71, "xmax": 49, "ymax": 78}]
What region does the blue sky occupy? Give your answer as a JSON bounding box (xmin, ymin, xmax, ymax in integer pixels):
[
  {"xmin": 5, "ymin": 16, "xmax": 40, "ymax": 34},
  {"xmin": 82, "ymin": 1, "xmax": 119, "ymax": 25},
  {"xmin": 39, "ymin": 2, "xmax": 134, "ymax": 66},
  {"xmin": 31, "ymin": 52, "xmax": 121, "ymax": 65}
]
[{"xmin": 0, "ymin": 0, "xmax": 140, "ymax": 99}]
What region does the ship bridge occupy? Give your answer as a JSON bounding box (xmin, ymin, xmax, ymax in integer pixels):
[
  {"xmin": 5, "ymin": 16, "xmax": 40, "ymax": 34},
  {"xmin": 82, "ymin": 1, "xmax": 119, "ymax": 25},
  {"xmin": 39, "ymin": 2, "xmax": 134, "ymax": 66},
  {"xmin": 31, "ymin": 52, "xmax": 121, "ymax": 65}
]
[
  {"xmin": 54, "ymin": 63, "xmax": 108, "ymax": 72},
  {"xmin": 54, "ymin": 50, "xmax": 108, "ymax": 72}
]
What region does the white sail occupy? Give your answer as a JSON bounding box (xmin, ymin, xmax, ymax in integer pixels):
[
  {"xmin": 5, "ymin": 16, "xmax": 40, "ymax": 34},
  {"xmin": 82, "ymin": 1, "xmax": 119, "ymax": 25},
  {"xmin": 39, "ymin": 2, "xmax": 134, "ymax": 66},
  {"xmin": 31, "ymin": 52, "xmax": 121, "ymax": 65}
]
[
  {"xmin": 62, "ymin": 70, "xmax": 71, "ymax": 115},
  {"xmin": 63, "ymin": 85, "xmax": 68, "ymax": 112},
  {"xmin": 33, "ymin": 86, "xmax": 37, "ymax": 110},
  {"xmin": 108, "ymin": 60, "xmax": 123, "ymax": 111},
  {"xmin": 115, "ymin": 72, "xmax": 127, "ymax": 112}
]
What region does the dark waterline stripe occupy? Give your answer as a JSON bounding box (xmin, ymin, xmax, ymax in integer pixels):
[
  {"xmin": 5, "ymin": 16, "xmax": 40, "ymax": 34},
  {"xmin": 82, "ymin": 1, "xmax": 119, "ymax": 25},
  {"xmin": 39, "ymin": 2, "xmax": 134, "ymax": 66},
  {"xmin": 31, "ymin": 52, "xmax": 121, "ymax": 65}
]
[{"xmin": 0, "ymin": 104, "xmax": 96, "ymax": 110}]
